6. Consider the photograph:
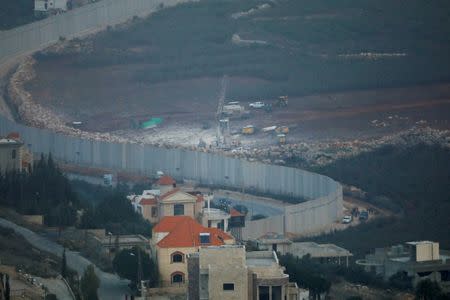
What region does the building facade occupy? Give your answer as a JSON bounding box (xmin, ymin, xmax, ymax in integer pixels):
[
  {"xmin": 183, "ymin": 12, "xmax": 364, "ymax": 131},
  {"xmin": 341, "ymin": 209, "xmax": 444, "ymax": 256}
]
[
  {"xmin": 0, "ymin": 133, "xmax": 33, "ymax": 173},
  {"xmin": 188, "ymin": 246, "xmax": 308, "ymax": 300},
  {"xmin": 152, "ymin": 216, "xmax": 234, "ymax": 288},
  {"xmin": 128, "ymin": 177, "xmax": 205, "ymax": 224},
  {"xmin": 357, "ymin": 241, "xmax": 450, "ymax": 291}
]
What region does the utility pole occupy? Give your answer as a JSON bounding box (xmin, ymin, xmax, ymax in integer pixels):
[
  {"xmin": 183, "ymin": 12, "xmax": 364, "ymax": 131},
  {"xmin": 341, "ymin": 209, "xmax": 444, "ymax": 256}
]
[{"xmin": 136, "ymin": 248, "xmax": 143, "ymax": 297}]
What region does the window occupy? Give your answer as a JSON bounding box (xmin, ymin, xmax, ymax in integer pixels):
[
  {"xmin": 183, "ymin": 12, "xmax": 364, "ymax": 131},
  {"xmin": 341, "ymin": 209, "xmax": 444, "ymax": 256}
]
[
  {"xmin": 271, "ymin": 286, "xmax": 282, "ymax": 300},
  {"xmin": 11, "ymin": 149, "xmax": 16, "ymax": 159},
  {"xmin": 151, "ymin": 206, "xmax": 157, "ymax": 218},
  {"xmin": 172, "ymin": 272, "xmax": 184, "ymax": 283},
  {"xmin": 259, "ymin": 286, "xmax": 270, "ymax": 300},
  {"xmin": 223, "ymin": 283, "xmax": 234, "ymax": 291},
  {"xmin": 174, "ymin": 204, "xmax": 184, "ymax": 216},
  {"xmin": 171, "ymin": 252, "xmax": 184, "ymax": 263},
  {"xmin": 199, "ymin": 233, "xmax": 210, "ymax": 244}
]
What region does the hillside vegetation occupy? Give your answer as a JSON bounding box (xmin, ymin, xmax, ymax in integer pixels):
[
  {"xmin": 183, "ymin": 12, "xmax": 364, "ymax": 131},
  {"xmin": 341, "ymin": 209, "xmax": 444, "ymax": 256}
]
[
  {"xmin": 37, "ymin": 0, "xmax": 450, "ymax": 97},
  {"xmin": 307, "ymin": 144, "xmax": 450, "ymax": 256}
]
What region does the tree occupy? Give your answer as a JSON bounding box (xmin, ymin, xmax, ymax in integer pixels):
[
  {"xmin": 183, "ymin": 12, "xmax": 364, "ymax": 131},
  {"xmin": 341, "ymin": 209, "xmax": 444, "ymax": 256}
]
[
  {"xmin": 80, "ymin": 265, "xmax": 100, "ymax": 300},
  {"xmin": 278, "ymin": 253, "xmax": 332, "ymax": 300},
  {"xmin": 113, "ymin": 247, "xmax": 158, "ymax": 287},
  {"xmin": 415, "ymin": 280, "xmax": 442, "ymax": 300},
  {"xmin": 389, "ymin": 271, "xmax": 412, "ymax": 290},
  {"xmin": 79, "ymin": 207, "xmax": 99, "ymax": 229},
  {"xmin": 61, "ymin": 248, "xmax": 67, "ymax": 278}
]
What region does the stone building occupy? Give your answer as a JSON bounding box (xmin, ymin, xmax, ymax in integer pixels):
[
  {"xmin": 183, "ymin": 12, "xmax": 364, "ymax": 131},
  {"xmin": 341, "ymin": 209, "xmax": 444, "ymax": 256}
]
[
  {"xmin": 159, "ymin": 188, "xmax": 202, "ymax": 219},
  {"xmin": 0, "ymin": 133, "xmax": 33, "ymax": 173},
  {"xmin": 151, "ymin": 216, "xmax": 234, "ymax": 289},
  {"xmin": 357, "ymin": 241, "xmax": 450, "ymax": 291},
  {"xmin": 128, "ymin": 178, "xmax": 204, "ymax": 224},
  {"xmin": 187, "ymin": 245, "xmax": 309, "ymax": 300},
  {"xmin": 256, "ymin": 234, "xmax": 352, "ymax": 267}
]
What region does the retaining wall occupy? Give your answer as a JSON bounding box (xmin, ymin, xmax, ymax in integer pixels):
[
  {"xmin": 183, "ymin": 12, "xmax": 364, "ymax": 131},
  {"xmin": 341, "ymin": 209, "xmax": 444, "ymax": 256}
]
[{"xmin": 0, "ymin": 0, "xmax": 343, "ymax": 239}]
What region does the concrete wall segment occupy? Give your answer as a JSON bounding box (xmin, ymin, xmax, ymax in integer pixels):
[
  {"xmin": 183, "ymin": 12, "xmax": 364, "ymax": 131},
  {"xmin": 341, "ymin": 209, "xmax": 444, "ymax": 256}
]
[{"xmin": 0, "ymin": 0, "xmax": 342, "ymax": 238}]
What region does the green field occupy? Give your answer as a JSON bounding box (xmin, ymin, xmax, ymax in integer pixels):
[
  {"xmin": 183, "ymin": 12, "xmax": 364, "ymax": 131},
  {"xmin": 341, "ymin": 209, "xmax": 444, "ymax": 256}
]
[{"xmin": 42, "ymin": 0, "xmax": 450, "ymax": 98}]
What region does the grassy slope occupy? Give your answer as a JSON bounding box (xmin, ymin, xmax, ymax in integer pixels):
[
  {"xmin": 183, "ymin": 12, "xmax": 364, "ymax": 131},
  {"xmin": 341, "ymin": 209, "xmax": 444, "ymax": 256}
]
[
  {"xmin": 307, "ymin": 144, "xmax": 450, "ymax": 257},
  {"xmin": 37, "ymin": 0, "xmax": 450, "ymax": 98}
]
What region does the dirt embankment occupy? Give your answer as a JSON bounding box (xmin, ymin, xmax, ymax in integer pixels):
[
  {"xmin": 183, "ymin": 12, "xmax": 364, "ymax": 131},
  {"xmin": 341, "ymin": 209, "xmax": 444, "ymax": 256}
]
[{"xmin": 5, "ymin": 57, "xmax": 129, "ymax": 143}]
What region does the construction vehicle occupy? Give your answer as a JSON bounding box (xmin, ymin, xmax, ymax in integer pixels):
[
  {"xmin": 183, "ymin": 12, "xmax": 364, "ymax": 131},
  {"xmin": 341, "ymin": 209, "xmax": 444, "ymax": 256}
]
[
  {"xmin": 262, "ymin": 126, "xmax": 277, "ymax": 133},
  {"xmin": 249, "ymin": 101, "xmax": 265, "ymax": 108},
  {"xmin": 275, "ymin": 96, "xmax": 288, "ymax": 107},
  {"xmin": 275, "ymin": 126, "xmax": 289, "ymax": 134},
  {"xmin": 242, "ymin": 125, "xmax": 255, "ymax": 135}
]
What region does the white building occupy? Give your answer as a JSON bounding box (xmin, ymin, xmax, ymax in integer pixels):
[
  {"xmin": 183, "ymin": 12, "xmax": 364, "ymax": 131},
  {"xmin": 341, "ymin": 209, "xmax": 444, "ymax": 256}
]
[{"xmin": 35, "ymin": 0, "xmax": 68, "ymax": 12}]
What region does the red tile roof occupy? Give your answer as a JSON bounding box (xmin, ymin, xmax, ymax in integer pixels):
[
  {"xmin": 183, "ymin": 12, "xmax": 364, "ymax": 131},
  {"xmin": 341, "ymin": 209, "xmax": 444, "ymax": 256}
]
[
  {"xmin": 139, "ymin": 198, "xmax": 157, "ymax": 205},
  {"xmin": 230, "ymin": 208, "xmax": 245, "ymax": 217},
  {"xmin": 156, "ymin": 175, "xmax": 176, "ymax": 186},
  {"xmin": 6, "ymin": 132, "xmax": 20, "ymax": 140},
  {"xmin": 154, "ymin": 216, "xmax": 233, "ymax": 248}
]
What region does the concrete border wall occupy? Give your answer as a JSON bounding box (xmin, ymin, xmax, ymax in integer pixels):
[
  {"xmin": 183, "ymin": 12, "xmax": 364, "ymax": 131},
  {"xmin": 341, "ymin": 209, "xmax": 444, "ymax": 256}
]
[
  {"xmin": 0, "ymin": 0, "xmax": 343, "ymax": 238},
  {"xmin": 0, "ymin": 116, "xmax": 343, "ymax": 238},
  {"xmin": 0, "ymin": 0, "xmax": 190, "ymax": 64}
]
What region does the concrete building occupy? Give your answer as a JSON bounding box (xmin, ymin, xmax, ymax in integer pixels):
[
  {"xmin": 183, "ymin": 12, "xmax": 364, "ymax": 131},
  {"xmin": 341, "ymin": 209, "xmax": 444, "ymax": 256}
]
[
  {"xmin": 357, "ymin": 241, "xmax": 450, "ymax": 291},
  {"xmin": 159, "ymin": 188, "xmax": 203, "ymax": 219},
  {"xmin": 229, "ymin": 208, "xmax": 246, "ymax": 241},
  {"xmin": 127, "ymin": 180, "xmax": 205, "ymax": 223},
  {"xmin": 152, "ymin": 216, "xmax": 234, "ymax": 289},
  {"xmin": 0, "ymin": 133, "xmax": 33, "ymax": 173},
  {"xmin": 34, "ymin": 0, "xmax": 68, "ymax": 12},
  {"xmin": 128, "ymin": 190, "xmax": 160, "ymax": 223},
  {"xmin": 256, "ymin": 235, "xmax": 352, "ymax": 267},
  {"xmin": 201, "ymin": 194, "xmax": 230, "ymax": 232},
  {"xmin": 187, "ymin": 246, "xmax": 309, "ymax": 300},
  {"xmin": 198, "ymin": 246, "xmax": 249, "ymax": 300}
]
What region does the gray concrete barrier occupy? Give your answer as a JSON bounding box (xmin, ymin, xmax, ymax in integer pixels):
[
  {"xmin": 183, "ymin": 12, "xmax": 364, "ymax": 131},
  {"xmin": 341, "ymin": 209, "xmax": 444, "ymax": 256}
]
[{"xmin": 0, "ymin": 0, "xmax": 343, "ymax": 238}]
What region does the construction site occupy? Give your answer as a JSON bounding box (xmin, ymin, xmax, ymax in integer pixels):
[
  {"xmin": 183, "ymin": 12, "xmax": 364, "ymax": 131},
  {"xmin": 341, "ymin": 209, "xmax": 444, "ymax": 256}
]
[
  {"xmin": 7, "ymin": 52, "xmax": 450, "ymax": 168},
  {"xmin": 0, "ymin": 0, "xmax": 449, "ymax": 167}
]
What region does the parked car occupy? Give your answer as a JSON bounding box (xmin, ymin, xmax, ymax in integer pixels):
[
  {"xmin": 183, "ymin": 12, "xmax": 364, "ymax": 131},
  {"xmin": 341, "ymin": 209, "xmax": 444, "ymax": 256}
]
[
  {"xmin": 341, "ymin": 215, "xmax": 353, "ymax": 224},
  {"xmin": 249, "ymin": 101, "xmax": 265, "ymax": 108},
  {"xmin": 359, "ymin": 210, "xmax": 369, "ymax": 221}
]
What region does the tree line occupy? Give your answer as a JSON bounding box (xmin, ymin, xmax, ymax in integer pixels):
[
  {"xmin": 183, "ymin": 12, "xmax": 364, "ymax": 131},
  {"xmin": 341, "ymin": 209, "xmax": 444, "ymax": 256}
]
[
  {"xmin": 0, "ymin": 154, "xmax": 79, "ymax": 226},
  {"xmin": 0, "ymin": 153, "xmax": 152, "ymax": 236}
]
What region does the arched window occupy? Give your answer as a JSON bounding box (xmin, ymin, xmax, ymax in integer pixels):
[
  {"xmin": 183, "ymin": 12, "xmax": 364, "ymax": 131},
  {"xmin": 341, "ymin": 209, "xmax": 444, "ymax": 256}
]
[
  {"xmin": 171, "ymin": 272, "xmax": 184, "ymax": 283},
  {"xmin": 171, "ymin": 251, "xmax": 184, "ymax": 263}
]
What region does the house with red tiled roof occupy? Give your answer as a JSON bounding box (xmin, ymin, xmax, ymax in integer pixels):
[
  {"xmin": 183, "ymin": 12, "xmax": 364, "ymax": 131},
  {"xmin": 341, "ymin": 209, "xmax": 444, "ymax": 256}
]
[
  {"xmin": 127, "ymin": 180, "xmax": 205, "ymax": 223},
  {"xmin": 154, "ymin": 175, "xmax": 177, "ymax": 194},
  {"xmin": 152, "ymin": 216, "xmax": 234, "ymax": 288},
  {"xmin": 127, "ymin": 190, "xmax": 160, "ymax": 223},
  {"xmin": 138, "ymin": 197, "xmax": 158, "ymax": 223},
  {"xmin": 229, "ymin": 207, "xmax": 246, "ymax": 241},
  {"xmin": 159, "ymin": 188, "xmax": 203, "ymax": 220}
]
